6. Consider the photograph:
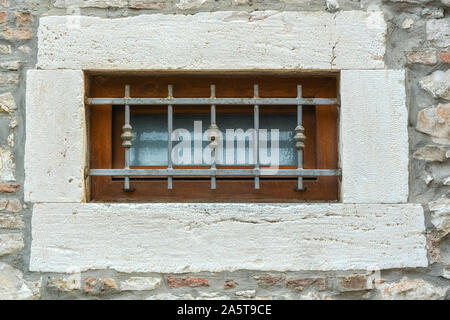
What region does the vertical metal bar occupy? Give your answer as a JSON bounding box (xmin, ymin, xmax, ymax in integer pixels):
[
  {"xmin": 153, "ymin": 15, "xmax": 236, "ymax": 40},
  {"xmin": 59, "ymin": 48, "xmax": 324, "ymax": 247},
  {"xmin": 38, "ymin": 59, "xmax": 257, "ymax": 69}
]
[
  {"xmin": 254, "ymin": 84, "xmax": 260, "ymax": 190},
  {"xmin": 167, "ymin": 85, "xmax": 173, "ymax": 190},
  {"xmin": 297, "ymin": 85, "xmax": 303, "ymax": 191},
  {"xmin": 210, "ymin": 84, "xmax": 216, "ymax": 190},
  {"xmin": 124, "ymin": 85, "xmax": 131, "ymax": 191}
]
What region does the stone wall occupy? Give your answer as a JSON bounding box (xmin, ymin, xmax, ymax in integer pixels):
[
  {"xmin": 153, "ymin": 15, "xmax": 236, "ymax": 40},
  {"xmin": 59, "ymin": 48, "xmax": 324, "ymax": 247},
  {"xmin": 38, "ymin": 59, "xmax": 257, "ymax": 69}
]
[{"xmin": 0, "ymin": 0, "xmax": 449, "ymax": 300}]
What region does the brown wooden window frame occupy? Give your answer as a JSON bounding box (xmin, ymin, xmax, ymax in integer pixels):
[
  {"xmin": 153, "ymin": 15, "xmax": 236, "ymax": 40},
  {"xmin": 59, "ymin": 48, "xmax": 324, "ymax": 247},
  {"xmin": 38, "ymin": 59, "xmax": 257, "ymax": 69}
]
[{"xmin": 87, "ymin": 73, "xmax": 339, "ymax": 202}]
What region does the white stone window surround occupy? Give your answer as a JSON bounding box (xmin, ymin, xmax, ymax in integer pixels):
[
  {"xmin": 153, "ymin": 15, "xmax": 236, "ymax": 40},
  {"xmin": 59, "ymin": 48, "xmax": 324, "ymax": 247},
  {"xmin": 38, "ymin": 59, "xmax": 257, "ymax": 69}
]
[{"xmin": 25, "ymin": 11, "xmax": 428, "ymax": 273}]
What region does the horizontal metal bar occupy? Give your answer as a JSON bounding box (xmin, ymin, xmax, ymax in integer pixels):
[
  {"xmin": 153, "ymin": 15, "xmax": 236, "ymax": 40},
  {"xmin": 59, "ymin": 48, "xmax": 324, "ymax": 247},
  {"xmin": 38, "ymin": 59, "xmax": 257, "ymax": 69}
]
[
  {"xmin": 88, "ymin": 97, "xmax": 338, "ymax": 106},
  {"xmin": 89, "ymin": 168, "xmax": 341, "ymax": 177}
]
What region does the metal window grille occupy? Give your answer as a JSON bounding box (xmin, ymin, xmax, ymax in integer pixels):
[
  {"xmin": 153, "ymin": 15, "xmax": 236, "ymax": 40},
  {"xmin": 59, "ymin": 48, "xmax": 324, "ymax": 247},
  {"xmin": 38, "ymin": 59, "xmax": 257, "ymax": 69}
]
[{"xmin": 88, "ymin": 84, "xmax": 341, "ymax": 192}]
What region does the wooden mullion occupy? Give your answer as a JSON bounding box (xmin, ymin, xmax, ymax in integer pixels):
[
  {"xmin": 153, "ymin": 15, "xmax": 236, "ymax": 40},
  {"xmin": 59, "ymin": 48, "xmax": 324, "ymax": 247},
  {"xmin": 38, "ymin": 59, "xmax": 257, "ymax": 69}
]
[{"xmin": 89, "ymin": 105, "xmax": 113, "ymax": 201}]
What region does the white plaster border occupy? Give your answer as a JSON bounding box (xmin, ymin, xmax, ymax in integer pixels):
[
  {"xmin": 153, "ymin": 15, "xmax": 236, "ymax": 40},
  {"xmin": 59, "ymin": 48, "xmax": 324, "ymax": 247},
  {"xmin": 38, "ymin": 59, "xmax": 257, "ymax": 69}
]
[{"xmin": 25, "ymin": 11, "xmax": 425, "ymax": 273}]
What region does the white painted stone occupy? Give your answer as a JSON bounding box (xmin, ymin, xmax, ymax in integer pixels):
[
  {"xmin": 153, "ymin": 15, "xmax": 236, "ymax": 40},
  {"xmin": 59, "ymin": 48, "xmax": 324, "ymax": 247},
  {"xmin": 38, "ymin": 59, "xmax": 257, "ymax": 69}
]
[
  {"xmin": 0, "ymin": 233, "xmax": 24, "ymax": 256},
  {"xmin": 340, "ymin": 70, "xmax": 408, "ymax": 203},
  {"xmin": 24, "ymin": 70, "xmax": 86, "ymax": 203},
  {"xmin": 37, "ymin": 11, "xmax": 386, "ymax": 71},
  {"xmin": 120, "ymin": 277, "xmax": 162, "ymax": 291},
  {"xmin": 30, "ymin": 203, "xmax": 427, "ymax": 273}
]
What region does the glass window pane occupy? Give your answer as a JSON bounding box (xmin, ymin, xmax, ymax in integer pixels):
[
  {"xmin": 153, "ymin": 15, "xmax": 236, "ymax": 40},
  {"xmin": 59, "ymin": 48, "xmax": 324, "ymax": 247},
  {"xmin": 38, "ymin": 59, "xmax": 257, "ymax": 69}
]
[
  {"xmin": 130, "ymin": 113, "xmax": 168, "ymax": 166},
  {"xmin": 130, "ymin": 109, "xmax": 297, "ymax": 166}
]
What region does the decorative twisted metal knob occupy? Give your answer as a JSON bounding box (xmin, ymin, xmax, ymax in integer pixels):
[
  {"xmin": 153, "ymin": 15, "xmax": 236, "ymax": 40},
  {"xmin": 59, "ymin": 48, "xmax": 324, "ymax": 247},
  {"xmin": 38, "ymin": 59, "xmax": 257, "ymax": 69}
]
[
  {"xmin": 294, "ymin": 124, "xmax": 306, "ymax": 150},
  {"xmin": 121, "ymin": 124, "xmax": 133, "ymax": 148},
  {"xmin": 208, "ymin": 123, "xmax": 220, "ymax": 149}
]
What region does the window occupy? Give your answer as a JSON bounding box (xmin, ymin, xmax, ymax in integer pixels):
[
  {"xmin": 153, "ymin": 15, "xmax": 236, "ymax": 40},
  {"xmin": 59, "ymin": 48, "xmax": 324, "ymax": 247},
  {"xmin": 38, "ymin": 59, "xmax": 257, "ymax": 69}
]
[{"xmin": 87, "ymin": 74, "xmax": 339, "ymax": 202}]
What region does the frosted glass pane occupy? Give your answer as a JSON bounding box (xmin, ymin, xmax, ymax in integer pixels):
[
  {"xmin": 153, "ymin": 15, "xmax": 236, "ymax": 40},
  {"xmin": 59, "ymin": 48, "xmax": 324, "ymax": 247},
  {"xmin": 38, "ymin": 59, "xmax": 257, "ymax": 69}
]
[
  {"xmin": 130, "ymin": 112, "xmax": 296, "ymax": 166},
  {"xmin": 130, "ymin": 114, "xmax": 168, "ymax": 166},
  {"xmin": 217, "ymin": 113, "xmax": 297, "ymax": 166}
]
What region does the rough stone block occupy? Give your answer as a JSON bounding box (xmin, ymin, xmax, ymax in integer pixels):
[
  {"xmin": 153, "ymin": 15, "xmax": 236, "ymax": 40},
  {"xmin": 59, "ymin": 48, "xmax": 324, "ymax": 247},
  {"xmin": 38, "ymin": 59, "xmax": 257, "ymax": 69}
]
[
  {"xmin": 420, "ymin": 70, "xmax": 450, "ymax": 101},
  {"xmin": 167, "ymin": 276, "xmax": 210, "ymax": 288},
  {"xmin": 0, "ymin": 233, "xmax": 24, "ymax": 256},
  {"xmin": 416, "ymin": 103, "xmax": 450, "ymax": 145},
  {"xmin": 30, "ymin": 203, "xmax": 427, "ymax": 273},
  {"xmin": 25, "ymin": 70, "xmax": 85, "ymax": 202},
  {"xmin": 120, "ymin": 277, "xmax": 162, "ymax": 291},
  {"xmin": 406, "ymin": 50, "xmax": 437, "ymax": 65},
  {"xmin": 413, "ymin": 145, "xmax": 448, "ymax": 162},
  {"xmin": 0, "ymin": 214, "xmax": 24, "ymax": 229},
  {"xmin": 129, "ymin": 0, "xmax": 166, "ymax": 8},
  {"xmin": 47, "ymin": 275, "xmax": 81, "ymax": 292},
  {"xmin": 0, "ymin": 146, "xmax": 15, "ymax": 182},
  {"xmin": 37, "ymin": 11, "xmax": 386, "ymax": 70},
  {"xmin": 376, "ymin": 277, "xmax": 447, "ymax": 300},
  {"xmin": 426, "ymin": 18, "xmax": 450, "ymax": 48},
  {"xmin": 54, "ymin": 0, "xmax": 127, "ymax": 8},
  {"xmin": 0, "ymin": 263, "xmax": 40, "ymax": 299},
  {"xmin": 340, "ymin": 70, "xmax": 408, "ymax": 203}
]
